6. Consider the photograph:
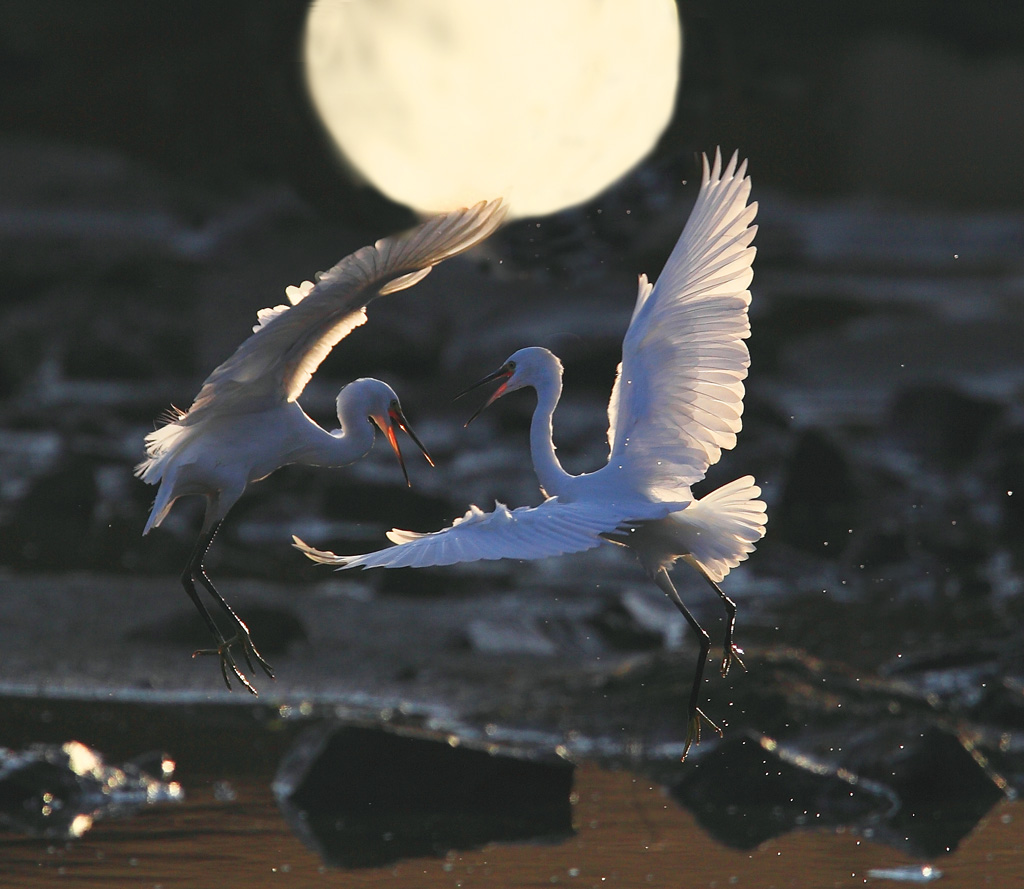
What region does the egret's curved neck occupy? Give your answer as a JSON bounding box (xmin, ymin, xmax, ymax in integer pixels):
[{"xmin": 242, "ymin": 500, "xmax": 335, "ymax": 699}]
[
  {"xmin": 529, "ymin": 366, "xmax": 573, "ymax": 497},
  {"xmin": 294, "ymin": 405, "xmax": 376, "ymax": 468}
]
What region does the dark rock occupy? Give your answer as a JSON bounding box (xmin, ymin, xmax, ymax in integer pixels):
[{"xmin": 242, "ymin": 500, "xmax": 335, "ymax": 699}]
[
  {"xmin": 669, "ymin": 732, "xmax": 897, "ymax": 850},
  {"xmin": 844, "ymin": 723, "xmax": 1008, "ymax": 857},
  {"xmin": 669, "ymin": 720, "xmax": 1008, "ymax": 858},
  {"xmin": 273, "ymin": 722, "xmax": 575, "ymax": 868}
]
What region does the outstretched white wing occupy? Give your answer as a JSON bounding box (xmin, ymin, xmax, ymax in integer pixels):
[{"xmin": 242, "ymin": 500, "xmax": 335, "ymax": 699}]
[
  {"xmin": 292, "ymin": 497, "xmax": 655, "ymax": 569},
  {"xmin": 179, "ymin": 199, "xmax": 506, "ymax": 423},
  {"xmin": 606, "ymin": 150, "xmax": 756, "ymax": 499}
]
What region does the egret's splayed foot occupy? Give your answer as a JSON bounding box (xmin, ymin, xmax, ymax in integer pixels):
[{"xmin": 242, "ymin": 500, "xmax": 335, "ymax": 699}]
[
  {"xmin": 237, "ymin": 631, "xmax": 275, "ymax": 682},
  {"xmin": 192, "ymin": 640, "xmax": 254, "ymax": 695},
  {"xmin": 683, "ymin": 707, "xmax": 723, "ymax": 762},
  {"xmin": 193, "ymin": 631, "xmax": 273, "ymax": 696},
  {"xmin": 219, "ymin": 620, "xmax": 275, "ymax": 681}
]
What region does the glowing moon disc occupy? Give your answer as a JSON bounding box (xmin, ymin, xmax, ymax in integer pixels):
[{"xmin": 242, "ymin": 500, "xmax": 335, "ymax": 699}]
[{"xmin": 304, "ymin": 0, "xmax": 681, "ymax": 218}]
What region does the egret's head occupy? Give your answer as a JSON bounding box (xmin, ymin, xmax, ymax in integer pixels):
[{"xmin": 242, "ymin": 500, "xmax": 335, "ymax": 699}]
[
  {"xmin": 339, "ymin": 379, "xmax": 434, "ymax": 485},
  {"xmin": 457, "ymin": 347, "xmax": 562, "ymax": 425}
]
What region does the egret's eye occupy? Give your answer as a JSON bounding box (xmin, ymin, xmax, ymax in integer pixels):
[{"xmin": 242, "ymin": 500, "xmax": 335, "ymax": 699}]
[
  {"xmin": 390, "ymin": 399, "xmax": 399, "ymax": 410},
  {"xmin": 507, "ymin": 361, "xmax": 516, "ymax": 373}
]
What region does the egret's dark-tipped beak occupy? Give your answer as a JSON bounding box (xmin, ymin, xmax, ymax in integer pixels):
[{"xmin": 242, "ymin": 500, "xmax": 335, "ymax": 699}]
[
  {"xmin": 456, "ymin": 363, "xmax": 514, "ymax": 426},
  {"xmin": 389, "ymin": 404, "xmax": 434, "ymax": 468},
  {"xmin": 372, "ymin": 414, "xmax": 411, "ymax": 486}
]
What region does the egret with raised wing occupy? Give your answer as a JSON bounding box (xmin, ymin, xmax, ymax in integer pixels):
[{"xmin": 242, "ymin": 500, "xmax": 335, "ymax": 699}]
[
  {"xmin": 295, "ymin": 152, "xmax": 764, "ymax": 756},
  {"xmin": 137, "ymin": 199, "xmax": 506, "ymax": 693}
]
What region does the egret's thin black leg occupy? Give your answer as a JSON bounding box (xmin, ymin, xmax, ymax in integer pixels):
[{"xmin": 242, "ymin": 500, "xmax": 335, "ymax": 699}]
[
  {"xmin": 181, "ymin": 523, "xmax": 273, "ymax": 695},
  {"xmin": 180, "ymin": 525, "xmax": 248, "ymax": 691},
  {"xmin": 682, "ymin": 555, "xmax": 744, "ymax": 677},
  {"xmin": 653, "ymin": 567, "xmax": 722, "ymax": 759},
  {"xmin": 190, "ymin": 522, "xmax": 275, "ymax": 682}
]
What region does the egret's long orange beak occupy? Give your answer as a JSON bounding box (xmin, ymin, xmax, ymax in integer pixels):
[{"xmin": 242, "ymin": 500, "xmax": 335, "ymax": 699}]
[
  {"xmin": 456, "ymin": 363, "xmax": 515, "ymax": 426},
  {"xmin": 373, "ymin": 405, "xmax": 434, "ymax": 487}
]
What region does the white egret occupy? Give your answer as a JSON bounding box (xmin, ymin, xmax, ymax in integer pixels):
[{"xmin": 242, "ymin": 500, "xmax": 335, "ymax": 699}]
[
  {"xmin": 136, "ymin": 199, "xmax": 506, "ymax": 693},
  {"xmin": 295, "ymin": 152, "xmax": 765, "ymax": 756}
]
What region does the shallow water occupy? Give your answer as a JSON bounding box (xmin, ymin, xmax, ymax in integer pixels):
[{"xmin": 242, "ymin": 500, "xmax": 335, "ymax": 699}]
[
  {"xmin": 1, "ymin": 687, "xmax": 1022, "ymax": 887},
  {"xmin": 4, "ymin": 759, "xmax": 1022, "ymax": 889}
]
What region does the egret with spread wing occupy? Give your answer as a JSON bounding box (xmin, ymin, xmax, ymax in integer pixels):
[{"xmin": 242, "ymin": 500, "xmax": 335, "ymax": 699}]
[
  {"xmin": 137, "ymin": 199, "xmax": 506, "ymax": 693},
  {"xmin": 295, "ymin": 152, "xmax": 764, "ymax": 755}
]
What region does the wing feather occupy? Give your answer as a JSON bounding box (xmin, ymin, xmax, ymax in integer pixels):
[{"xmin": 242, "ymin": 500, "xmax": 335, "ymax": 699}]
[
  {"xmin": 606, "ymin": 149, "xmax": 756, "ymax": 497},
  {"xmin": 178, "ymin": 199, "xmax": 506, "ymax": 424},
  {"xmin": 292, "ymin": 497, "xmax": 656, "ymax": 570}
]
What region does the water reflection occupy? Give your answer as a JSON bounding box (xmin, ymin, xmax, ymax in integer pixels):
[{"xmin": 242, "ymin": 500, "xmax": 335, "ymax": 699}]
[
  {"xmin": 2, "ymin": 751, "xmax": 1022, "ymax": 887},
  {"xmin": 273, "ymin": 721, "xmax": 574, "ymax": 867},
  {"xmin": 0, "ymin": 688, "xmax": 1019, "ymax": 881}
]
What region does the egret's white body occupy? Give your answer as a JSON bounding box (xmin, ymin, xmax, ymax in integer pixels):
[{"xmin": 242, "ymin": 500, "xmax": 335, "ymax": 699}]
[
  {"xmin": 137, "ymin": 199, "xmax": 506, "ymax": 692},
  {"xmin": 296, "ymin": 152, "xmax": 765, "ymax": 755},
  {"xmin": 141, "ymin": 379, "xmax": 414, "ymax": 536}
]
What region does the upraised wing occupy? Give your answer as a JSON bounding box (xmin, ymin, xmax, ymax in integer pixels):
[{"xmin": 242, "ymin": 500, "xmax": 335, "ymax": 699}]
[
  {"xmin": 606, "ymin": 150, "xmax": 756, "ymax": 499},
  {"xmin": 179, "ymin": 199, "xmax": 506, "ymax": 423},
  {"xmin": 292, "ymin": 497, "xmax": 649, "ymax": 570}
]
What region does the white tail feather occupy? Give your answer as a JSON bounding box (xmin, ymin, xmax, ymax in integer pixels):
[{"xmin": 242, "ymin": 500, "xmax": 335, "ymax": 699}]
[{"xmin": 677, "ymin": 475, "xmax": 766, "ymax": 582}]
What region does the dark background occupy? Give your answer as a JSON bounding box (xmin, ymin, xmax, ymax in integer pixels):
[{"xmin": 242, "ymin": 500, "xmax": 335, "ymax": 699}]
[
  {"xmin": 5, "ymin": 1, "xmax": 1024, "ymax": 214},
  {"xmin": 2, "ymin": 0, "xmax": 1022, "ymax": 564},
  {"xmin": 1, "ymin": 0, "xmax": 1023, "ymax": 706}
]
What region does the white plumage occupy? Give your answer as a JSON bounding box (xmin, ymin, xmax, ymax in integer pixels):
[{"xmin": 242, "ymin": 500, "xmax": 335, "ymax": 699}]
[
  {"xmin": 137, "ymin": 199, "xmax": 506, "ymax": 693},
  {"xmin": 296, "ymin": 152, "xmax": 765, "ymax": 756},
  {"xmin": 295, "ymin": 152, "xmax": 763, "ymax": 754}
]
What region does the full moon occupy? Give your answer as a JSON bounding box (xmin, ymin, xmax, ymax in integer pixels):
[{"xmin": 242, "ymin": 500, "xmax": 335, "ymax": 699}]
[{"xmin": 304, "ymin": 0, "xmax": 682, "ymax": 218}]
